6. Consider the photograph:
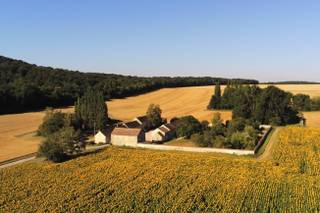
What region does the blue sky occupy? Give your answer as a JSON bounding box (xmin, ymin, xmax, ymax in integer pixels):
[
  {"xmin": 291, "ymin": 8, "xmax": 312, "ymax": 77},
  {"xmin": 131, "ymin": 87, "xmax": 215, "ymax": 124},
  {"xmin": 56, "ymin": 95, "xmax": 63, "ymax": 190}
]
[{"xmin": 1, "ymin": 0, "xmax": 320, "ymax": 81}]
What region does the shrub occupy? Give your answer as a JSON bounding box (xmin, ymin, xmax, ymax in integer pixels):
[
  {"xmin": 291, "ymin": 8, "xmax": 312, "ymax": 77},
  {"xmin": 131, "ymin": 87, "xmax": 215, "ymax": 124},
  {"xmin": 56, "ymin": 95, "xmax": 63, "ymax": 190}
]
[
  {"xmin": 38, "ymin": 127, "xmax": 85, "ymax": 162},
  {"xmin": 38, "ymin": 135, "xmax": 67, "ymax": 163},
  {"xmin": 38, "ymin": 108, "xmax": 65, "ymax": 136},
  {"xmin": 176, "ymin": 116, "xmax": 202, "ymax": 138}
]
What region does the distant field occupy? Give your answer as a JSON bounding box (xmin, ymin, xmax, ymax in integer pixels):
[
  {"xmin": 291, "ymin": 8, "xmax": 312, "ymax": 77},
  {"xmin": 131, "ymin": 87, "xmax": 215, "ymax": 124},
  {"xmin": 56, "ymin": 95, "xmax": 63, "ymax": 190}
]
[
  {"xmin": 259, "ymin": 84, "xmax": 320, "ymax": 98},
  {"xmin": 108, "ymin": 86, "xmax": 231, "ymax": 122},
  {"xmin": 108, "ymin": 84, "xmax": 320, "ymax": 122},
  {"xmin": 0, "ymin": 84, "xmax": 320, "ymax": 162},
  {"xmin": 303, "ymin": 111, "xmax": 320, "ymax": 128}
]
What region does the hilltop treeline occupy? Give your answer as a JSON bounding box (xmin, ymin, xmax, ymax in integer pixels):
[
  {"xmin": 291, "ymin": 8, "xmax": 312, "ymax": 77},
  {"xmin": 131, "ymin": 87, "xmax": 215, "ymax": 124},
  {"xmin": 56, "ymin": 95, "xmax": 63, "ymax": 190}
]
[{"xmin": 0, "ymin": 56, "xmax": 258, "ymax": 114}]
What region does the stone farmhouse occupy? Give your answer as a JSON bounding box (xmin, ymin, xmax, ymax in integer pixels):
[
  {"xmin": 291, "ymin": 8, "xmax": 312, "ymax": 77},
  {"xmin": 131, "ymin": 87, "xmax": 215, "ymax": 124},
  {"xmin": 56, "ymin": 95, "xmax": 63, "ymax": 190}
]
[
  {"xmin": 111, "ymin": 127, "xmax": 145, "ymax": 146},
  {"xmin": 94, "ymin": 115, "xmax": 176, "ymax": 146}
]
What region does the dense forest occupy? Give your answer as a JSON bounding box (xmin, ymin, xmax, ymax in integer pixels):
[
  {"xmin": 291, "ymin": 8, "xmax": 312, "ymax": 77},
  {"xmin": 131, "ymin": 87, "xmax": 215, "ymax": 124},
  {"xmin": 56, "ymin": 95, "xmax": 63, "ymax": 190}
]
[{"xmin": 0, "ymin": 55, "xmax": 258, "ymax": 114}]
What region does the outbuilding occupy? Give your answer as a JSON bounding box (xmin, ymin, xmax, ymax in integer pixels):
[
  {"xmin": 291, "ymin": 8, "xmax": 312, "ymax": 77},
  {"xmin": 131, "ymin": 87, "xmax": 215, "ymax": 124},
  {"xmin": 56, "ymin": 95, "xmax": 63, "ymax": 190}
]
[
  {"xmin": 145, "ymin": 123, "xmax": 176, "ymax": 142},
  {"xmin": 111, "ymin": 127, "xmax": 145, "ymax": 147},
  {"xmin": 94, "ymin": 130, "xmax": 108, "ymax": 144}
]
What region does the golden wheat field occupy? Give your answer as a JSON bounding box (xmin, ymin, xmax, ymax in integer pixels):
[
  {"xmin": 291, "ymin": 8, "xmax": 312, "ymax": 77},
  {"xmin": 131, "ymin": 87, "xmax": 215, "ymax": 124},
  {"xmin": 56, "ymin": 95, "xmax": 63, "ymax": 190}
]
[
  {"xmin": 108, "ymin": 85, "xmax": 231, "ymax": 122},
  {"xmin": 0, "ymin": 84, "xmax": 320, "ymax": 162},
  {"xmin": 1, "ymin": 127, "xmax": 320, "ymax": 212}
]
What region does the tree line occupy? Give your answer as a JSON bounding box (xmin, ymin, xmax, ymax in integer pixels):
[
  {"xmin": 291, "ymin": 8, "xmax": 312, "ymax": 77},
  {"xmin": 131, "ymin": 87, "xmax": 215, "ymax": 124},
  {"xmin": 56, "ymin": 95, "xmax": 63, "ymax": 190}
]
[
  {"xmin": 207, "ymin": 83, "xmax": 305, "ymax": 125},
  {"xmin": 0, "ymin": 55, "xmax": 258, "ymax": 114}
]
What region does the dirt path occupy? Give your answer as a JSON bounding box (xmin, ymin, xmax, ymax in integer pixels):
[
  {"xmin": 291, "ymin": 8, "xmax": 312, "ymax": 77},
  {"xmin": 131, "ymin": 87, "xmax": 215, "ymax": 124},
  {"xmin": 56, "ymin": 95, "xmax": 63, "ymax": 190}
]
[{"xmin": 258, "ymin": 128, "xmax": 280, "ymax": 161}]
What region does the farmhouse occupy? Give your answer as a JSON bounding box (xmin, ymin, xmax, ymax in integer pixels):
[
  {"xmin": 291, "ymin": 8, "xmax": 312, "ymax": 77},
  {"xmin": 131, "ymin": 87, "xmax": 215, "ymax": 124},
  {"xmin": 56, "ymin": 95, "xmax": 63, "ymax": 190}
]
[
  {"xmin": 111, "ymin": 127, "xmax": 145, "ymax": 147},
  {"xmin": 145, "ymin": 123, "xmax": 176, "ymax": 142}
]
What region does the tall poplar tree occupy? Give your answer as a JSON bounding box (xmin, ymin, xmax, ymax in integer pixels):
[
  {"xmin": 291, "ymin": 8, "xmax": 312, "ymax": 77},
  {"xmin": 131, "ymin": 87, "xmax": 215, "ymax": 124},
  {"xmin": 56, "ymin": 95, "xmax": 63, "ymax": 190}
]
[
  {"xmin": 207, "ymin": 82, "xmax": 222, "ymax": 109},
  {"xmin": 75, "ymin": 89, "xmax": 108, "ymax": 131}
]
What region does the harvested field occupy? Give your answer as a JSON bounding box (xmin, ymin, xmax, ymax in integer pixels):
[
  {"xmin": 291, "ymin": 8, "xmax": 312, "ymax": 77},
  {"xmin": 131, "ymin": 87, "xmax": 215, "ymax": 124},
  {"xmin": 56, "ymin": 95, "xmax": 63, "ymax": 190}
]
[
  {"xmin": 0, "ymin": 112, "xmax": 44, "ymax": 162},
  {"xmin": 107, "ymin": 86, "xmax": 231, "ymax": 122},
  {"xmin": 1, "ymin": 84, "xmax": 320, "ymax": 162},
  {"xmin": 303, "ymin": 111, "xmax": 320, "ymax": 128},
  {"xmin": 0, "ymin": 107, "xmax": 72, "ymax": 162},
  {"xmin": 259, "ymin": 84, "xmax": 320, "ymax": 98}
]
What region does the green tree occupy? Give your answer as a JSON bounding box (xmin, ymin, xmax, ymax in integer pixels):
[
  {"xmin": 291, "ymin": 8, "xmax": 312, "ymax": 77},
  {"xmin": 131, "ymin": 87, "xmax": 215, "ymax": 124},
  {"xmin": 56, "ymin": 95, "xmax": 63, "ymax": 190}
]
[
  {"xmin": 75, "ymin": 89, "xmax": 108, "ymax": 131},
  {"xmin": 38, "ymin": 108, "xmax": 65, "ymax": 136},
  {"xmin": 254, "ymin": 86, "xmax": 299, "ymax": 125},
  {"xmin": 207, "ymin": 82, "xmax": 222, "ymax": 109},
  {"xmin": 211, "ymin": 112, "xmax": 225, "ymax": 135},
  {"xmin": 38, "ymin": 136, "xmax": 66, "ymax": 162},
  {"xmin": 144, "ymin": 104, "xmax": 162, "ymax": 130},
  {"xmin": 292, "ymin": 94, "xmax": 311, "ymax": 111},
  {"xmin": 38, "ymin": 127, "xmax": 85, "ymax": 162},
  {"xmin": 176, "ymin": 116, "xmax": 202, "ymax": 138}
]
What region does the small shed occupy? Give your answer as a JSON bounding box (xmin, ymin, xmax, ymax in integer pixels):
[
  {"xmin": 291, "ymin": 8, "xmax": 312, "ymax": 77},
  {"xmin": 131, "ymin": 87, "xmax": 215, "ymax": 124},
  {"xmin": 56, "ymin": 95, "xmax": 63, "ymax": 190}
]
[
  {"xmin": 111, "ymin": 128, "xmax": 144, "ymax": 147},
  {"xmin": 94, "ymin": 130, "xmax": 108, "ymax": 144}
]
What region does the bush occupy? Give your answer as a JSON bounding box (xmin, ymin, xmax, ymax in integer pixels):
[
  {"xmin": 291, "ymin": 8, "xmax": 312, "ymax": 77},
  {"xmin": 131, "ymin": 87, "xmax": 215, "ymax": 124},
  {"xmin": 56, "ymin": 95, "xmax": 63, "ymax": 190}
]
[
  {"xmin": 38, "ymin": 136, "xmax": 67, "ymax": 163},
  {"xmin": 176, "ymin": 116, "xmax": 202, "ymax": 138},
  {"xmin": 38, "ymin": 109, "xmax": 65, "ymax": 136},
  {"xmin": 38, "ymin": 127, "xmax": 85, "ymax": 162}
]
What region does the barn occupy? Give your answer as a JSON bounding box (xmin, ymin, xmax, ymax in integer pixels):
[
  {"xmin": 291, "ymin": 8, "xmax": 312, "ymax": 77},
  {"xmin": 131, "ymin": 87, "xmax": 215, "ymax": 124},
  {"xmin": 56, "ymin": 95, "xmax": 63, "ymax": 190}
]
[
  {"xmin": 111, "ymin": 127, "xmax": 145, "ymax": 147},
  {"xmin": 145, "ymin": 123, "xmax": 176, "ymax": 142}
]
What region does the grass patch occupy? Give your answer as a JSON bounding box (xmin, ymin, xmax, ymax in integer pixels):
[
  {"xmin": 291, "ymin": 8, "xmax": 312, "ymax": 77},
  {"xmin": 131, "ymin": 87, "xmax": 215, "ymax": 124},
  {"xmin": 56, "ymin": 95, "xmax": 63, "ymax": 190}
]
[{"xmin": 255, "ymin": 128, "xmax": 276, "ymax": 156}]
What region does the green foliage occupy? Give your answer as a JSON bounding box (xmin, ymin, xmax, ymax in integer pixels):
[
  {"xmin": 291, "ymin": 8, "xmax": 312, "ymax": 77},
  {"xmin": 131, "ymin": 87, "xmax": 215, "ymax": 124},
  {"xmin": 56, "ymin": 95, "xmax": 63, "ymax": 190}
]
[
  {"xmin": 226, "ymin": 117, "xmax": 246, "ymax": 136},
  {"xmin": 38, "ymin": 127, "xmax": 85, "ymax": 162},
  {"xmin": 254, "ymin": 86, "xmax": 299, "ymax": 125},
  {"xmin": 207, "ymin": 82, "xmax": 222, "ymax": 109},
  {"xmin": 228, "ymin": 127, "xmax": 257, "ymax": 150},
  {"xmin": 75, "ymin": 89, "xmax": 108, "ymax": 130},
  {"xmin": 38, "ymin": 137, "xmax": 67, "ymax": 163},
  {"xmin": 232, "ymin": 85, "xmax": 261, "ymax": 119},
  {"xmin": 144, "ymin": 104, "xmax": 162, "ymax": 130},
  {"xmin": 292, "ymin": 94, "xmax": 311, "ymax": 111},
  {"xmin": 176, "ymin": 116, "xmax": 202, "ymax": 138},
  {"xmin": 292, "ymin": 94, "xmax": 320, "ymax": 111},
  {"xmin": 209, "ymin": 84, "xmax": 300, "ymax": 125},
  {"xmin": 192, "ymin": 113, "xmax": 259, "ymax": 150},
  {"xmin": 38, "ymin": 108, "xmax": 65, "ymax": 136},
  {"xmin": 211, "ymin": 113, "xmax": 225, "ymax": 135},
  {"xmin": 0, "ymin": 55, "xmax": 258, "ymax": 114}
]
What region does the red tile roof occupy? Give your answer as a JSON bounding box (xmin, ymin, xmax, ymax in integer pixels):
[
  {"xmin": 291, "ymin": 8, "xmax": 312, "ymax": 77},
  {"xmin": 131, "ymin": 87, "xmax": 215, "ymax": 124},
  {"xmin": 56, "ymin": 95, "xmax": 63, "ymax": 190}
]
[{"xmin": 112, "ymin": 128, "xmax": 141, "ymax": 136}]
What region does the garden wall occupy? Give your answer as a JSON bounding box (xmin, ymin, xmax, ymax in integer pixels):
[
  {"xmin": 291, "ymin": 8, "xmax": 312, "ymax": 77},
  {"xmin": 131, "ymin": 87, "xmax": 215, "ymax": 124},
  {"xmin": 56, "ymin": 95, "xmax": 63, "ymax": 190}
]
[{"xmin": 137, "ymin": 144, "xmax": 254, "ymax": 155}]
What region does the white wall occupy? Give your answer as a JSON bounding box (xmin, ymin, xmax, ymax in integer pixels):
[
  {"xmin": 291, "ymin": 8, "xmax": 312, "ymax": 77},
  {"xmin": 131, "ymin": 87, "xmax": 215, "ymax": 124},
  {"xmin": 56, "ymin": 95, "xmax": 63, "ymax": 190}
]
[
  {"xmin": 94, "ymin": 132, "xmax": 107, "ymax": 144},
  {"xmin": 145, "ymin": 129, "xmax": 163, "ymax": 142},
  {"xmin": 111, "ymin": 135, "xmax": 138, "ymax": 147},
  {"xmin": 137, "ymin": 144, "xmax": 254, "ymax": 155}
]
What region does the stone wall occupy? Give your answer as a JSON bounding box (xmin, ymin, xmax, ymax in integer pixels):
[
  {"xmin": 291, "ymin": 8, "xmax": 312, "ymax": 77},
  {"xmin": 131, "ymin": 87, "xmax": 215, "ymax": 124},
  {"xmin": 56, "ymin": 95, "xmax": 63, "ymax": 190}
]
[{"xmin": 137, "ymin": 144, "xmax": 254, "ymax": 155}]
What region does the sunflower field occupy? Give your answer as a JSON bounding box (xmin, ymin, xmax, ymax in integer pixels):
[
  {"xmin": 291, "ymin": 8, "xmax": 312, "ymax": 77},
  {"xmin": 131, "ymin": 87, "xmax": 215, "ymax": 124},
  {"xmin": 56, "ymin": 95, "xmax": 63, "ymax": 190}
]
[{"xmin": 1, "ymin": 127, "xmax": 320, "ymax": 212}]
